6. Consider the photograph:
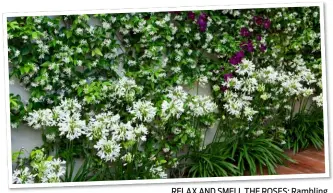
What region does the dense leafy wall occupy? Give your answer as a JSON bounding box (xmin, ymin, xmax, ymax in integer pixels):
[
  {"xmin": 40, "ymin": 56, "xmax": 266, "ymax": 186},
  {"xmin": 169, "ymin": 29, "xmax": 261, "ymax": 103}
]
[{"xmin": 8, "ymin": 7, "xmax": 323, "ymax": 183}]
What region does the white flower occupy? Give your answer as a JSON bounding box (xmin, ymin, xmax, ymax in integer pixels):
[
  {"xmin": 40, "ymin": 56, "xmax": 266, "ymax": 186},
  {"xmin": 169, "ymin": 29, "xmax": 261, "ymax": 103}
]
[
  {"xmin": 243, "ymin": 106, "xmax": 258, "ymax": 121},
  {"xmin": 102, "ymin": 22, "xmax": 111, "ymax": 29},
  {"xmin": 57, "ymin": 113, "xmax": 86, "ymax": 140},
  {"xmin": 75, "ymin": 28, "xmax": 83, "ymax": 35},
  {"xmin": 40, "ymin": 158, "xmax": 66, "ymax": 183},
  {"xmin": 161, "ymin": 99, "xmax": 185, "ymax": 120},
  {"xmin": 25, "ymin": 109, "xmax": 55, "ymax": 129},
  {"xmin": 236, "ymin": 59, "xmax": 255, "ymax": 76},
  {"xmin": 112, "ymin": 121, "xmax": 135, "ymax": 141},
  {"xmin": 188, "ymin": 95, "xmax": 217, "ymax": 117},
  {"xmin": 46, "ymin": 133, "xmax": 56, "ymax": 142},
  {"xmin": 129, "ymin": 100, "xmax": 157, "ymax": 123},
  {"xmin": 150, "ymin": 166, "xmax": 167, "ymax": 179},
  {"xmin": 113, "ymin": 77, "xmax": 142, "ymax": 102},
  {"xmin": 86, "ymin": 118, "xmax": 109, "ymax": 141},
  {"xmin": 312, "ymin": 93, "xmax": 323, "ymax": 107},
  {"xmin": 134, "ymin": 124, "xmax": 148, "ymax": 141},
  {"xmin": 94, "ymin": 138, "xmax": 121, "ymax": 162},
  {"xmin": 12, "ymin": 167, "xmax": 35, "ymax": 184},
  {"xmin": 198, "ymin": 76, "xmax": 208, "ymax": 87}
]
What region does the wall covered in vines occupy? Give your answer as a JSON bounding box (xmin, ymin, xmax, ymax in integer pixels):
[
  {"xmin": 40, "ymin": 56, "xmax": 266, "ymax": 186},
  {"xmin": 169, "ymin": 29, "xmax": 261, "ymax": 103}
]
[{"xmin": 7, "ymin": 6, "xmax": 323, "ymax": 184}]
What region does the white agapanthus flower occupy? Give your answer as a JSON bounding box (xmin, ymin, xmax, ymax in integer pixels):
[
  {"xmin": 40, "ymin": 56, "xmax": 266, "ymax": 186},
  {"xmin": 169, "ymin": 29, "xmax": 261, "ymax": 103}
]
[
  {"xmin": 112, "ymin": 122, "xmax": 135, "ymax": 141},
  {"xmin": 236, "ymin": 59, "xmax": 255, "ymax": 76},
  {"xmin": 161, "ymin": 99, "xmax": 185, "ymax": 120},
  {"xmin": 41, "ymin": 158, "xmax": 66, "ymax": 183},
  {"xmin": 188, "ymin": 96, "xmax": 217, "ymax": 117},
  {"xmin": 243, "ymin": 106, "xmax": 258, "ymax": 121},
  {"xmin": 57, "ymin": 112, "xmax": 86, "ymax": 141},
  {"xmin": 150, "ymin": 165, "xmax": 167, "ymax": 179},
  {"xmin": 12, "ymin": 167, "xmax": 35, "ymax": 184},
  {"xmin": 166, "ymin": 86, "xmax": 188, "ymax": 101},
  {"xmin": 113, "ymin": 77, "xmax": 142, "ymax": 102},
  {"xmin": 86, "ymin": 118, "xmax": 109, "ymax": 141},
  {"xmin": 94, "ymin": 138, "xmax": 121, "ymax": 162},
  {"xmin": 129, "ymin": 100, "xmax": 157, "ymax": 123},
  {"xmin": 25, "ymin": 109, "xmax": 55, "ymax": 129},
  {"xmin": 198, "ymin": 75, "xmax": 208, "ymax": 87},
  {"xmin": 312, "ymin": 93, "xmax": 323, "ymax": 107},
  {"xmin": 133, "ymin": 124, "xmax": 148, "ymax": 141}
]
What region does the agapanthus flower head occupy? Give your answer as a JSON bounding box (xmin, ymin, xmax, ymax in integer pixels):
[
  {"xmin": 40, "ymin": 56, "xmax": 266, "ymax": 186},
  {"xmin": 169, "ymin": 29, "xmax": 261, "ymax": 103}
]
[
  {"xmin": 12, "ymin": 167, "xmax": 35, "ymax": 184},
  {"xmin": 188, "ymin": 11, "xmax": 196, "ymax": 20},
  {"xmin": 188, "ymin": 95, "xmax": 217, "ymax": 117},
  {"xmin": 253, "ymin": 16, "xmax": 263, "ymax": 25},
  {"xmin": 94, "ymin": 138, "xmax": 121, "ymax": 162},
  {"xmin": 129, "ymin": 100, "xmax": 157, "ymax": 123},
  {"xmin": 263, "ymin": 18, "xmax": 271, "ymax": 29},
  {"xmin": 240, "ymin": 27, "xmax": 250, "ymax": 37}
]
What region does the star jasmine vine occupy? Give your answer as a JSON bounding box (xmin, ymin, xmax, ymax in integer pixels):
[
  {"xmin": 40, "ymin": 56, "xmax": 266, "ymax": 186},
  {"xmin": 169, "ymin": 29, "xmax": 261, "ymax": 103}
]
[{"xmin": 8, "ymin": 6, "xmax": 323, "ymax": 182}]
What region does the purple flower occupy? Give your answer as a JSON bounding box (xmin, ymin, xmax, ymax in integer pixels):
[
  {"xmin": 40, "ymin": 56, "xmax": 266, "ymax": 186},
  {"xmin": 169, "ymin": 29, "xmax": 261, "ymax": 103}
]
[
  {"xmin": 197, "ymin": 14, "xmax": 208, "ymax": 32},
  {"xmin": 253, "ymin": 16, "xmax": 263, "ymax": 25},
  {"xmin": 256, "ymin": 35, "xmax": 262, "ymax": 41},
  {"xmin": 224, "ymin": 73, "xmax": 233, "ymax": 82},
  {"xmin": 229, "ymin": 51, "xmax": 244, "ymax": 65},
  {"xmin": 188, "ymin": 12, "xmax": 196, "ymax": 20},
  {"xmin": 235, "ymin": 50, "xmax": 245, "ymax": 58},
  {"xmin": 240, "ymin": 27, "xmax": 250, "ymax": 37},
  {"xmin": 199, "ymin": 13, "xmax": 208, "ymax": 21},
  {"xmin": 260, "ymin": 44, "xmax": 267, "ymax": 52},
  {"xmin": 247, "ymin": 40, "xmax": 254, "ymax": 52},
  {"xmin": 263, "ymin": 19, "xmax": 271, "ymax": 29},
  {"xmin": 199, "ymin": 25, "xmax": 207, "ymax": 32},
  {"xmin": 197, "ymin": 18, "xmax": 206, "ymax": 26},
  {"xmin": 220, "ymin": 85, "xmax": 228, "ymax": 92},
  {"xmin": 240, "ymin": 40, "xmax": 254, "ymax": 52}
]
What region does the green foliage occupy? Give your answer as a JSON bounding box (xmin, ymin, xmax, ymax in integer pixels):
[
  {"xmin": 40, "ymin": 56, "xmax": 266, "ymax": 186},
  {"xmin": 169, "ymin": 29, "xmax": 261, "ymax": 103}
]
[
  {"xmin": 285, "ymin": 107, "xmax": 324, "ymax": 153},
  {"xmin": 214, "ymin": 137, "xmax": 293, "ymax": 175},
  {"xmin": 8, "ymin": 6, "xmax": 323, "ymax": 183},
  {"xmin": 181, "ymin": 146, "xmax": 239, "ymax": 177},
  {"xmin": 9, "ymin": 94, "xmax": 26, "ymax": 128}
]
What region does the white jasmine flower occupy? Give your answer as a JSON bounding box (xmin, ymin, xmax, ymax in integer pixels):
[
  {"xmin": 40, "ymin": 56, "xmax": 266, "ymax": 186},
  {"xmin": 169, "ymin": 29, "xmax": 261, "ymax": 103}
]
[{"xmin": 46, "ymin": 133, "xmax": 56, "ymax": 142}]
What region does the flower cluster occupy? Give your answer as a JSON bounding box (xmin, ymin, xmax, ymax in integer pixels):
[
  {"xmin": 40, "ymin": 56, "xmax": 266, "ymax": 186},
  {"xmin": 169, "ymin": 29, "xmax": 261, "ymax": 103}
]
[{"xmin": 12, "ymin": 149, "xmax": 66, "ymax": 184}]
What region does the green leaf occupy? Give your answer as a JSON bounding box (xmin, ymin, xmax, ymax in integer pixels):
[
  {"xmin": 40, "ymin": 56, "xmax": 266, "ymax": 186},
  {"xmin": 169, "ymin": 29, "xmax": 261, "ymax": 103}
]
[
  {"xmin": 93, "ymin": 48, "xmax": 103, "ymax": 56},
  {"xmin": 12, "ymin": 151, "xmax": 23, "ymax": 162},
  {"xmin": 31, "ymin": 32, "xmax": 38, "ymax": 39},
  {"xmin": 66, "ymin": 31, "xmax": 72, "ymax": 39}
]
